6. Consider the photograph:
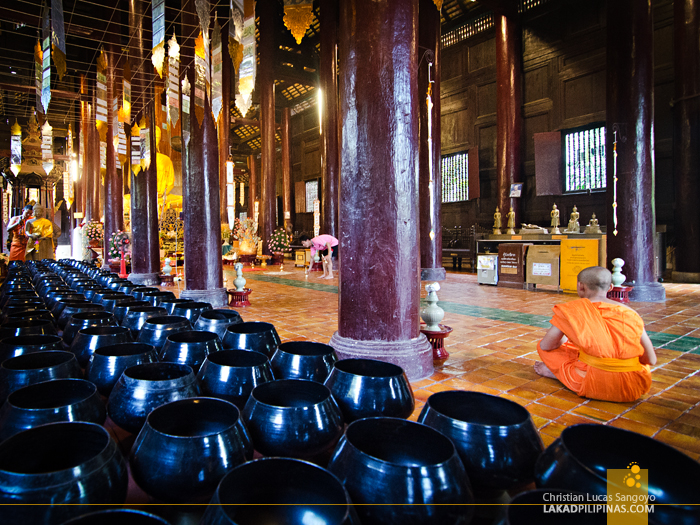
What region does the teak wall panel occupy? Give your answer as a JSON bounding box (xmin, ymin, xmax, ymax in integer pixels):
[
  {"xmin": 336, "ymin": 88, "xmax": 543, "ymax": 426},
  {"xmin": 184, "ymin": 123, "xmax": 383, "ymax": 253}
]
[{"xmin": 561, "ymin": 70, "xmax": 606, "ymax": 126}]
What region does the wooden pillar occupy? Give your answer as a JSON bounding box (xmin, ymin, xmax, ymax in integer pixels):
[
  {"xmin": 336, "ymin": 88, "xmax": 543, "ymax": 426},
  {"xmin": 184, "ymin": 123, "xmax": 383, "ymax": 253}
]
[
  {"xmin": 247, "ymin": 154, "xmax": 257, "ymax": 217},
  {"xmin": 495, "ymin": 10, "xmax": 522, "ymax": 226},
  {"xmin": 606, "ymin": 0, "xmax": 664, "ymax": 301},
  {"xmin": 77, "ymin": 74, "xmax": 87, "ymax": 219},
  {"xmin": 673, "ymin": 0, "xmax": 700, "ymax": 281},
  {"xmin": 281, "ymin": 107, "xmax": 292, "ymax": 233},
  {"xmin": 128, "ymin": 0, "xmax": 160, "ymax": 284},
  {"xmin": 418, "ymin": 0, "xmax": 444, "ymax": 281},
  {"xmin": 180, "ymin": 0, "xmax": 226, "ymax": 306},
  {"xmin": 320, "ymin": 0, "xmax": 339, "ymax": 238},
  {"xmin": 103, "ymin": 40, "xmax": 123, "ymax": 264},
  {"xmin": 88, "ymin": 96, "xmax": 100, "ymax": 222},
  {"xmin": 331, "ymin": 0, "xmax": 432, "ymax": 381},
  {"xmin": 218, "ymin": 20, "xmax": 231, "ymax": 227}
]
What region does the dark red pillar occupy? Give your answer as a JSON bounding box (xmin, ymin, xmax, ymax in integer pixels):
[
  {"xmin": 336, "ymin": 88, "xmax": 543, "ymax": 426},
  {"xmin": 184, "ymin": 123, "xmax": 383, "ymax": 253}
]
[
  {"xmin": 180, "ymin": 0, "xmax": 226, "ymax": 306},
  {"xmin": 673, "ymin": 0, "xmax": 700, "ymax": 281},
  {"xmin": 281, "ymin": 107, "xmax": 292, "ymax": 232},
  {"xmin": 218, "ymin": 21, "xmax": 231, "ymax": 227},
  {"xmin": 103, "ymin": 41, "xmax": 123, "ymax": 265},
  {"xmin": 331, "ymin": 0, "xmax": 432, "ymax": 380},
  {"xmin": 320, "ymin": 0, "xmax": 339, "ymax": 238},
  {"xmin": 247, "ymin": 154, "xmax": 257, "ymax": 217},
  {"xmin": 128, "ymin": 0, "xmax": 160, "ymax": 285},
  {"xmin": 88, "ymin": 97, "xmax": 100, "ymax": 222},
  {"xmin": 606, "ymin": 0, "xmax": 664, "ymax": 301},
  {"xmin": 418, "ymin": 0, "xmax": 444, "ymax": 281},
  {"xmin": 258, "ymin": 0, "xmax": 276, "ymax": 254},
  {"xmin": 496, "ymin": 10, "xmax": 522, "ymax": 226}
]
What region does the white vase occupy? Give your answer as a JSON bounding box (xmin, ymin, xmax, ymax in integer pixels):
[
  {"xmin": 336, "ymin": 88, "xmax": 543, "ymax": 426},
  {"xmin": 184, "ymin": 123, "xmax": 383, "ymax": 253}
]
[{"xmin": 611, "ymin": 258, "xmax": 626, "ymax": 287}]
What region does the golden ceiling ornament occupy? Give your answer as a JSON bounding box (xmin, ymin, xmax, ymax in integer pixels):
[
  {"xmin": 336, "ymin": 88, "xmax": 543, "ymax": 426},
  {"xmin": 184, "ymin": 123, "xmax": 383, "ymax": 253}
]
[
  {"xmin": 283, "ymin": 2, "xmax": 314, "ymax": 45},
  {"xmin": 433, "ymin": 0, "xmax": 444, "ymax": 11},
  {"xmin": 130, "ymin": 121, "xmax": 141, "ymax": 176}
]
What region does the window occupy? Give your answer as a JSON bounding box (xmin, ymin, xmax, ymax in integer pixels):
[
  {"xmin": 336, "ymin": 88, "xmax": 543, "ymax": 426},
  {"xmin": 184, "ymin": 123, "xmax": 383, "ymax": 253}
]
[
  {"xmin": 441, "ymin": 152, "xmax": 469, "ymax": 203},
  {"xmin": 305, "ymin": 179, "xmax": 318, "ymax": 213},
  {"xmin": 563, "ymin": 124, "xmax": 606, "ymax": 193}
]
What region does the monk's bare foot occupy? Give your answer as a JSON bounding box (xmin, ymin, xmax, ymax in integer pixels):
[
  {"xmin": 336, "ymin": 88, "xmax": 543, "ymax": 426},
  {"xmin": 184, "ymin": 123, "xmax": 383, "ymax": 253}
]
[{"xmin": 534, "ymin": 361, "xmax": 557, "ymax": 379}]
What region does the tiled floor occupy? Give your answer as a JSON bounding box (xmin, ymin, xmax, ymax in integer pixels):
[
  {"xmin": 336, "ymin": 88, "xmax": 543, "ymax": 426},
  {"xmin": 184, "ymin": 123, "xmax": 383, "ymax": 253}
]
[{"xmin": 216, "ymin": 263, "xmax": 700, "ymax": 461}]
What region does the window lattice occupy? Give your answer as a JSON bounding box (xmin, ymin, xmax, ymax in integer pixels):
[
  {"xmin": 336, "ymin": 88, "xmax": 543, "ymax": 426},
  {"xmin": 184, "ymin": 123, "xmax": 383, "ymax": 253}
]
[
  {"xmin": 441, "ymin": 13, "xmax": 494, "ymax": 49},
  {"xmin": 441, "ymin": 152, "xmax": 468, "ymax": 203},
  {"xmin": 305, "ymin": 180, "xmax": 318, "ymax": 213},
  {"xmin": 564, "ymin": 125, "xmax": 606, "ymax": 193}
]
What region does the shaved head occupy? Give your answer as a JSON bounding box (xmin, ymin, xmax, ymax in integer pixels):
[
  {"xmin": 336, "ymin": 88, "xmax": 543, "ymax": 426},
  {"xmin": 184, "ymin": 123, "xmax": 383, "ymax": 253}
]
[{"xmin": 578, "ymin": 266, "xmax": 612, "ymax": 291}]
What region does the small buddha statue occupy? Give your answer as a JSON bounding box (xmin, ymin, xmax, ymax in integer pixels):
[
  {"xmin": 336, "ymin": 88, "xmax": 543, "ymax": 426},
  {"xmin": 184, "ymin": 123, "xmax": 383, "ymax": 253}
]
[
  {"xmin": 566, "ymin": 205, "xmax": 580, "ymax": 233},
  {"xmin": 550, "ymin": 204, "xmax": 561, "ymax": 234},
  {"xmin": 493, "ymin": 206, "xmax": 502, "ymax": 234},
  {"xmin": 585, "ymin": 213, "xmax": 603, "ymax": 234},
  {"xmin": 506, "ymin": 207, "xmax": 516, "ymax": 234}
]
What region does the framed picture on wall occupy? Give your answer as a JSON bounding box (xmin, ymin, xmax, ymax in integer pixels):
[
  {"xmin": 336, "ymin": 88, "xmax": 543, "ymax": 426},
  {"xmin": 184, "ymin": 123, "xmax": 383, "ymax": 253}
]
[{"xmin": 509, "ymin": 183, "xmax": 523, "ymax": 198}]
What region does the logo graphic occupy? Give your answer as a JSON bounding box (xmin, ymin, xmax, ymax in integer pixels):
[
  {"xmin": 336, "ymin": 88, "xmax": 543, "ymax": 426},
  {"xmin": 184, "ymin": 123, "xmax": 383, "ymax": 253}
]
[{"xmin": 607, "ymin": 462, "xmax": 653, "ymax": 525}]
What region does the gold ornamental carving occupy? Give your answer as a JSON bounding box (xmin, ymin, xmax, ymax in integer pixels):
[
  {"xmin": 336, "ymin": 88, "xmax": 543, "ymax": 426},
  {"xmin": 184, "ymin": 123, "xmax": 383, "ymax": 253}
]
[{"xmin": 283, "ymin": 4, "xmax": 314, "ymax": 45}]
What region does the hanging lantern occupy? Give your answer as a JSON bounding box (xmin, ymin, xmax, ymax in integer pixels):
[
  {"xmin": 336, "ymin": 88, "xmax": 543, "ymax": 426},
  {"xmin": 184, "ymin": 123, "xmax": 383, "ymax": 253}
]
[
  {"xmin": 41, "ymin": 4, "xmax": 51, "ymax": 114},
  {"xmin": 240, "ymin": 181, "xmax": 245, "ymax": 206},
  {"xmin": 229, "ymin": 0, "xmax": 244, "ymax": 73},
  {"xmin": 41, "ymin": 119, "xmax": 53, "ymax": 176},
  {"xmin": 131, "ymin": 121, "xmax": 141, "ymax": 176},
  {"xmin": 283, "ymin": 0, "xmax": 314, "ymax": 45},
  {"xmin": 211, "ymin": 18, "xmax": 223, "ymax": 123},
  {"xmin": 226, "ymin": 155, "xmax": 235, "ymax": 230},
  {"xmin": 236, "ymin": 16, "xmax": 256, "ymax": 116},
  {"xmin": 152, "ymin": 0, "xmax": 166, "ymax": 77},
  {"xmin": 167, "ymin": 33, "xmax": 180, "ymax": 130},
  {"xmin": 51, "ymin": 0, "xmax": 67, "ymax": 80}
]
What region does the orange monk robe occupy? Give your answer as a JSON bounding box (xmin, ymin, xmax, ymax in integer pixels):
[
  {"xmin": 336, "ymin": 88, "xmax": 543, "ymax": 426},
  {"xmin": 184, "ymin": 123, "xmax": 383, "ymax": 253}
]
[
  {"xmin": 537, "ymin": 298, "xmax": 651, "ymax": 402},
  {"xmin": 6, "ymin": 216, "xmax": 28, "ymax": 262}
]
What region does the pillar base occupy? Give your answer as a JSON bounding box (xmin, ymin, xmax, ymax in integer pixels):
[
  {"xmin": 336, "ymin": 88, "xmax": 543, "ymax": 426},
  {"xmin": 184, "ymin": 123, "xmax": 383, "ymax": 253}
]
[
  {"xmin": 128, "ymin": 272, "xmax": 160, "ymax": 286},
  {"xmin": 329, "ymin": 331, "xmax": 434, "ymax": 381},
  {"xmin": 421, "ymin": 267, "xmax": 446, "ymax": 281},
  {"xmin": 672, "ymin": 271, "xmax": 700, "ymax": 284},
  {"xmin": 180, "ymin": 287, "xmax": 229, "ymax": 308},
  {"xmin": 628, "ymin": 282, "xmax": 666, "ymax": 302}
]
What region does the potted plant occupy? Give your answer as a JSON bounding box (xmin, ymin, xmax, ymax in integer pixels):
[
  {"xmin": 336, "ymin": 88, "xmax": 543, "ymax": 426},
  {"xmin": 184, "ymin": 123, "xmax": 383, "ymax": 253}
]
[
  {"xmin": 268, "ymin": 227, "xmax": 291, "ymax": 264},
  {"xmin": 83, "ymin": 221, "xmax": 104, "ymax": 247},
  {"xmin": 107, "ymin": 230, "xmax": 131, "ymax": 271}
]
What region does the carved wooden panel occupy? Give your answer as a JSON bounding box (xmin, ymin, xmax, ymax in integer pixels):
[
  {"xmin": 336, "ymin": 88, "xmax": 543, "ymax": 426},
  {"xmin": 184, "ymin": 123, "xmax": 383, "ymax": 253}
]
[
  {"xmin": 477, "ymin": 82, "xmax": 496, "ymax": 117},
  {"xmin": 469, "ymin": 39, "xmax": 496, "ymax": 73},
  {"xmin": 295, "ymin": 180, "xmax": 305, "ymax": 213},
  {"xmin": 478, "ymin": 125, "xmax": 496, "ymax": 170},
  {"xmin": 523, "ymin": 65, "xmax": 549, "ymax": 104},
  {"xmin": 533, "ymin": 131, "xmax": 562, "ymax": 196},
  {"xmin": 562, "ymin": 70, "xmax": 605, "ymax": 123},
  {"xmin": 468, "ymin": 147, "xmax": 479, "ymax": 200},
  {"xmin": 441, "ymin": 108, "xmax": 469, "ymax": 151},
  {"xmin": 442, "ymin": 46, "xmax": 464, "ymax": 81}
]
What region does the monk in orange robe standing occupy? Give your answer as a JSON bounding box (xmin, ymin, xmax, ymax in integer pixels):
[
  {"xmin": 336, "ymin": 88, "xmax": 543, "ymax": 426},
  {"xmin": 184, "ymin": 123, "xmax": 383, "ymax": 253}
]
[
  {"xmin": 6, "ymin": 205, "xmax": 33, "ymax": 262},
  {"xmin": 535, "ymin": 266, "xmax": 657, "ymax": 402}
]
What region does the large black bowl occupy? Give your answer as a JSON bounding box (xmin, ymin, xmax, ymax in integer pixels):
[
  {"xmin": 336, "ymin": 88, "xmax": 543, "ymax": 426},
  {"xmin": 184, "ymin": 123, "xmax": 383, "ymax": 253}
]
[
  {"xmin": 107, "ymin": 362, "xmax": 199, "ymax": 434},
  {"xmin": 142, "ymin": 291, "xmax": 177, "ymax": 307},
  {"xmin": 3, "ymin": 308, "xmax": 56, "ymax": 327},
  {"xmin": 138, "ymin": 316, "xmax": 193, "ymax": 351},
  {"xmin": 121, "ymin": 306, "xmax": 168, "ymax": 338},
  {"xmin": 50, "ymin": 297, "xmax": 89, "ymax": 320},
  {"xmin": 0, "ymin": 319, "xmax": 56, "ymax": 340},
  {"xmin": 70, "ymin": 326, "xmax": 133, "ymax": 367},
  {"xmin": 100, "ymin": 294, "xmax": 134, "ymax": 313},
  {"xmin": 112, "ymin": 300, "xmax": 150, "ymax": 324},
  {"xmin": 271, "ymin": 341, "xmax": 338, "ymax": 383},
  {"xmin": 86, "ymin": 342, "xmax": 159, "ymax": 396},
  {"xmin": 0, "ymin": 350, "xmax": 81, "ymax": 404},
  {"xmin": 194, "ymin": 308, "xmax": 243, "ymax": 340},
  {"xmin": 323, "ymin": 358, "xmax": 415, "ymax": 422},
  {"xmin": 0, "ymin": 334, "xmax": 64, "ymax": 363},
  {"xmin": 61, "ymin": 509, "xmax": 171, "ymax": 525},
  {"xmin": 131, "ymin": 287, "xmax": 159, "ymax": 301},
  {"xmin": 197, "ymin": 350, "xmax": 274, "ymax": 409},
  {"xmin": 242, "ymin": 379, "xmax": 344, "ymax": 463},
  {"xmin": 159, "ymin": 330, "xmax": 222, "ymax": 373},
  {"xmin": 171, "ymin": 301, "xmax": 213, "ymax": 323},
  {"xmin": 0, "ymin": 422, "xmax": 128, "ymax": 523},
  {"xmin": 0, "ymin": 378, "xmax": 106, "ymax": 441},
  {"xmin": 535, "ymin": 424, "xmax": 700, "ymax": 525},
  {"xmin": 327, "ymin": 417, "xmax": 474, "ymax": 525},
  {"xmin": 159, "ymin": 298, "xmax": 194, "ymax": 315},
  {"xmin": 418, "ymin": 390, "xmax": 543, "ymax": 495},
  {"xmin": 0, "ymin": 291, "xmax": 39, "ymax": 309},
  {"xmin": 130, "ymin": 397, "xmax": 251, "ymax": 503},
  {"xmin": 56, "ymin": 301, "xmax": 105, "ymax": 330},
  {"xmin": 62, "ymin": 311, "xmax": 118, "ymax": 346},
  {"xmin": 222, "ymin": 321, "xmax": 280, "ymax": 357},
  {"xmin": 200, "ymin": 457, "xmax": 360, "ymax": 525}
]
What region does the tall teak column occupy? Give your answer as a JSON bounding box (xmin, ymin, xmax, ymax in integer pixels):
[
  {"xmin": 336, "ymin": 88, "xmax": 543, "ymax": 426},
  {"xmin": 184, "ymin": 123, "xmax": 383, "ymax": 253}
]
[
  {"xmin": 606, "ymin": 0, "xmax": 664, "ymax": 301},
  {"xmin": 330, "ymin": 0, "xmax": 433, "ymax": 380},
  {"xmin": 418, "ymin": 0, "xmax": 444, "ymax": 281}
]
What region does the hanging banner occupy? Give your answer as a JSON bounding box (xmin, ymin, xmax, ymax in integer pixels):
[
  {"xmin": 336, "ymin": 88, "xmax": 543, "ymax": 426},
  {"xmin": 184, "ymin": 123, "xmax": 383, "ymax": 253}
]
[
  {"xmin": 10, "ymin": 120, "xmax": 22, "ymax": 176},
  {"xmin": 66, "ymin": 123, "xmax": 74, "ymax": 209},
  {"xmin": 113, "ymin": 97, "xmax": 119, "ymax": 152},
  {"xmin": 283, "ymin": 0, "xmax": 314, "ymax": 45},
  {"xmin": 167, "ymin": 33, "xmax": 180, "ymax": 130},
  {"xmin": 41, "ymin": 119, "xmax": 53, "ymax": 176},
  {"xmin": 229, "ymin": 0, "xmax": 244, "ymax": 73},
  {"xmin": 51, "ymin": 0, "xmax": 66, "ymax": 80},
  {"xmin": 236, "ymin": 16, "xmax": 256, "ymax": 116},
  {"xmin": 182, "ymin": 75, "xmax": 191, "ymax": 148},
  {"xmin": 122, "ymin": 60, "xmax": 131, "ymax": 125},
  {"xmin": 100, "ymin": 141, "xmax": 106, "ymax": 171},
  {"xmin": 240, "ymin": 181, "xmax": 244, "ymax": 206},
  {"xmin": 118, "ymin": 122, "xmax": 127, "ymax": 169},
  {"xmin": 79, "ymin": 127, "xmax": 84, "ymax": 178},
  {"xmin": 194, "ymin": 32, "xmax": 207, "ymax": 127},
  {"xmin": 41, "ymin": 5, "xmax": 52, "ymax": 114},
  {"xmin": 195, "ymin": 0, "xmax": 211, "ymax": 40},
  {"xmin": 35, "ymin": 40, "xmax": 43, "ymax": 113},
  {"xmin": 95, "ymin": 49, "xmax": 108, "ymax": 140},
  {"xmin": 152, "ymin": 0, "xmax": 166, "ymax": 77},
  {"xmin": 211, "ymin": 19, "xmax": 223, "ymax": 123},
  {"xmin": 131, "ymin": 122, "xmax": 141, "ymax": 176},
  {"xmin": 140, "ymin": 118, "xmax": 151, "ymax": 171}
]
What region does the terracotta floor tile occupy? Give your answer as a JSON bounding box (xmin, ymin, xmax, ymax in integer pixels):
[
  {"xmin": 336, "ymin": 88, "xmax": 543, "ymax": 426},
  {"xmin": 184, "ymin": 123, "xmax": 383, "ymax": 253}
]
[
  {"xmin": 623, "ymin": 408, "xmax": 675, "ymax": 428},
  {"xmin": 539, "ymin": 421, "xmax": 567, "ymax": 438},
  {"xmin": 460, "ymin": 369, "xmax": 503, "ymax": 384},
  {"xmin": 556, "ymin": 413, "xmax": 600, "ymax": 427},
  {"xmin": 504, "ymin": 386, "xmax": 548, "ymax": 401},
  {"xmin": 527, "ymin": 403, "xmax": 565, "ymax": 421},
  {"xmin": 538, "ymin": 395, "xmax": 580, "ymax": 411},
  {"xmin": 608, "ymin": 418, "xmax": 659, "ymax": 437},
  {"xmin": 654, "ymin": 429, "xmax": 700, "ymax": 454},
  {"xmin": 541, "ymin": 433, "xmax": 558, "ymax": 448},
  {"xmin": 665, "ymin": 421, "xmax": 700, "ymax": 438},
  {"xmin": 572, "ymin": 405, "xmax": 616, "ymax": 423},
  {"xmin": 584, "ymin": 399, "xmax": 635, "ymax": 415},
  {"xmin": 498, "ymin": 393, "xmax": 532, "ymax": 407},
  {"xmin": 646, "ymin": 395, "xmax": 693, "ymax": 412}
]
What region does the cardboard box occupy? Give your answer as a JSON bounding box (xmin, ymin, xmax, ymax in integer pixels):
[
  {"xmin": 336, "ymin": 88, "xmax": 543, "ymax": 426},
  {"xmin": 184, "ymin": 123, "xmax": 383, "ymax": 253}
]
[
  {"xmin": 526, "ymin": 245, "xmax": 560, "ymax": 286},
  {"xmin": 560, "ymin": 239, "xmax": 600, "ymax": 293}
]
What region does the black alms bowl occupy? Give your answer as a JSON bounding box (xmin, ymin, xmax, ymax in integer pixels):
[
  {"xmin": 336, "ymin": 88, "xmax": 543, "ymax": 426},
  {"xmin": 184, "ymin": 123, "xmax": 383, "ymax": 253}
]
[{"xmin": 270, "ymin": 341, "xmax": 338, "ymax": 383}]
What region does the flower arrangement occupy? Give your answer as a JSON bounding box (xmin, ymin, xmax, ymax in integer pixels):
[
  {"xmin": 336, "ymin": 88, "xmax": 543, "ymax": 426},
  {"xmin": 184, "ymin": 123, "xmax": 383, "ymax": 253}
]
[
  {"xmin": 268, "ymin": 227, "xmax": 291, "ymax": 254},
  {"xmin": 233, "ymin": 217, "xmax": 260, "ymax": 255},
  {"xmin": 83, "ymin": 220, "xmax": 104, "ymax": 244},
  {"xmin": 108, "ymin": 230, "xmax": 131, "ymax": 260}
]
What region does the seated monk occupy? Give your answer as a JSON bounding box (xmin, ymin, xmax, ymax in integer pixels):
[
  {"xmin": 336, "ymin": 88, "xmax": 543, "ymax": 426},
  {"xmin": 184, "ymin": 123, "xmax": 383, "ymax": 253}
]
[{"xmin": 535, "ymin": 266, "xmax": 656, "ymax": 403}]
